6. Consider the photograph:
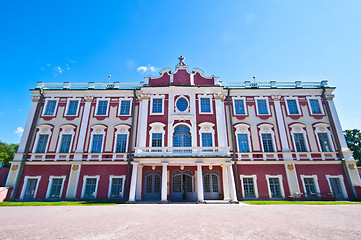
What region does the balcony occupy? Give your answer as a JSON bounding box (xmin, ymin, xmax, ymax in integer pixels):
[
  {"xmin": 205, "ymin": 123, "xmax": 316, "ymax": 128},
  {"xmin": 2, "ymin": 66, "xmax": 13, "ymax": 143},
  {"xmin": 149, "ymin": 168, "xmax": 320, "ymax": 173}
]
[{"xmin": 134, "ymin": 147, "xmax": 230, "ymax": 157}]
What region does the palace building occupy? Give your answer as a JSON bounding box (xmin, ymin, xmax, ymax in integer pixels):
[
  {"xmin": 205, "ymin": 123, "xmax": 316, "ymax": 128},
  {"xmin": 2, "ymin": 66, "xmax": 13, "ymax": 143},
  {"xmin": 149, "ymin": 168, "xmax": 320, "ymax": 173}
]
[{"xmin": 5, "ymin": 57, "xmax": 361, "ymax": 202}]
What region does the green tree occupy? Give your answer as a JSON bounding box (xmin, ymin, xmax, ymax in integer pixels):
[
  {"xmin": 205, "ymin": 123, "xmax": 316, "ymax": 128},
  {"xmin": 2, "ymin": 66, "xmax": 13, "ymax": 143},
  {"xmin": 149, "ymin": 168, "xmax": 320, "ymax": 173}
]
[
  {"xmin": 0, "ymin": 141, "xmax": 19, "ymax": 168},
  {"xmin": 344, "ymin": 129, "xmax": 361, "ymax": 166}
]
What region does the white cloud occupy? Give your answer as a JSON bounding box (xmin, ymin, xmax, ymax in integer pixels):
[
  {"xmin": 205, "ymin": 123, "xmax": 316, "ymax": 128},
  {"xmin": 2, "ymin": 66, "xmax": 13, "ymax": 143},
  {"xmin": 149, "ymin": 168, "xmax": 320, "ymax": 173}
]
[
  {"xmin": 19, "ymin": 109, "xmax": 23, "ymax": 112},
  {"xmin": 15, "ymin": 127, "xmax": 24, "ymax": 136},
  {"xmin": 137, "ymin": 64, "xmax": 159, "ymax": 74},
  {"xmin": 67, "ymin": 58, "xmax": 77, "ymax": 63},
  {"xmin": 53, "ymin": 66, "xmax": 64, "ymax": 74}
]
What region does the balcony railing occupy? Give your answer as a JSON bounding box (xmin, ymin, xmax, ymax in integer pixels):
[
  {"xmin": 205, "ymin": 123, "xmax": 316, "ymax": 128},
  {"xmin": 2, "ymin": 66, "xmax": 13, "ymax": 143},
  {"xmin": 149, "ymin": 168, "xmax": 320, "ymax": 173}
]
[{"xmin": 134, "ymin": 147, "xmax": 230, "ymax": 157}]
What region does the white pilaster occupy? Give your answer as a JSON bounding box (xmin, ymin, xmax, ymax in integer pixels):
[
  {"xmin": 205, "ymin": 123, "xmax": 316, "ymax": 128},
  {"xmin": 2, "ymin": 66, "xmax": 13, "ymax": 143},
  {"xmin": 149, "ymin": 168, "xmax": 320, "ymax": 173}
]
[
  {"xmin": 196, "ymin": 163, "xmax": 204, "ymax": 202},
  {"xmin": 284, "ymin": 164, "xmax": 300, "ymax": 197},
  {"xmin": 161, "ymin": 163, "xmax": 168, "ymax": 202},
  {"xmin": 228, "ymin": 164, "xmax": 238, "ymax": 202},
  {"xmin": 135, "ymin": 164, "xmax": 143, "ymax": 200},
  {"xmin": 74, "ymin": 96, "xmax": 93, "ymax": 160},
  {"xmin": 214, "ymin": 95, "xmax": 228, "ymax": 148},
  {"xmin": 128, "ymin": 163, "xmax": 138, "ymax": 202},
  {"xmin": 136, "ymin": 95, "xmax": 149, "ymax": 148},
  {"xmin": 66, "ymin": 164, "xmax": 81, "ymax": 199},
  {"xmin": 222, "ymin": 164, "xmax": 230, "ymax": 200}
]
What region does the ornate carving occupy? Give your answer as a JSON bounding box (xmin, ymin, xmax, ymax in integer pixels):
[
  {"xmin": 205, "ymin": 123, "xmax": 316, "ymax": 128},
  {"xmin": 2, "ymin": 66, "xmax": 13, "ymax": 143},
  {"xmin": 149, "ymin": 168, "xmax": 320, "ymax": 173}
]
[
  {"xmin": 72, "ymin": 165, "xmax": 79, "ymax": 171},
  {"xmin": 84, "ymin": 96, "xmax": 94, "ymax": 102},
  {"xmin": 287, "ymin": 164, "xmax": 294, "ymax": 171},
  {"xmin": 325, "ymin": 94, "xmax": 334, "ymax": 100},
  {"xmin": 348, "ymin": 164, "xmax": 356, "ymax": 170},
  {"xmin": 213, "ymin": 93, "xmax": 225, "ymax": 101},
  {"xmin": 180, "ymin": 165, "xmax": 184, "ymax": 171},
  {"xmin": 271, "ymin": 95, "xmax": 281, "ymax": 101},
  {"xmin": 152, "ymin": 165, "xmax": 156, "ymax": 170},
  {"xmin": 209, "ymin": 165, "xmax": 213, "ymax": 170},
  {"xmin": 137, "ymin": 94, "xmax": 150, "ymax": 101},
  {"xmin": 31, "ymin": 96, "xmax": 41, "ymax": 102},
  {"xmin": 11, "ymin": 164, "xmax": 19, "ymax": 171},
  {"xmin": 177, "ymin": 55, "xmax": 186, "ymax": 66}
]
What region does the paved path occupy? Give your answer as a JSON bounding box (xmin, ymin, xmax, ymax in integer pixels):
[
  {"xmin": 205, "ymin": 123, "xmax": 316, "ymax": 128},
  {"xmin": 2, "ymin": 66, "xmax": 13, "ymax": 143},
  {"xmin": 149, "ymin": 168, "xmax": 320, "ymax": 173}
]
[{"xmin": 1, "ymin": 204, "xmax": 360, "ymax": 239}]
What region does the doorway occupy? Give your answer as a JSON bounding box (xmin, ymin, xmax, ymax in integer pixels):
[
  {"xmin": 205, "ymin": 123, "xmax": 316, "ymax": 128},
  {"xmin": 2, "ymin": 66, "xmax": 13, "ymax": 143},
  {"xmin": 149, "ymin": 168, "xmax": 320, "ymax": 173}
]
[{"xmin": 171, "ymin": 170, "xmax": 195, "ymax": 201}]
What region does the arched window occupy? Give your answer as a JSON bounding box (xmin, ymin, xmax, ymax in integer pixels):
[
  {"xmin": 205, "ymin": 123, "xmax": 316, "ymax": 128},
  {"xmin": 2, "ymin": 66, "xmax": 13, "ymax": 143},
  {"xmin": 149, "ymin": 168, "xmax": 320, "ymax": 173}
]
[{"xmin": 173, "ymin": 125, "xmax": 191, "ymax": 147}]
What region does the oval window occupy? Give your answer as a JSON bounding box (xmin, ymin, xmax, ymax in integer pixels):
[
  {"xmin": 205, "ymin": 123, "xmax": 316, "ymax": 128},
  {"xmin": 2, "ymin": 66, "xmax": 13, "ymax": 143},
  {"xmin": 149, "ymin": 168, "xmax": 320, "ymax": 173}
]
[{"xmin": 176, "ymin": 98, "xmax": 188, "ymax": 112}]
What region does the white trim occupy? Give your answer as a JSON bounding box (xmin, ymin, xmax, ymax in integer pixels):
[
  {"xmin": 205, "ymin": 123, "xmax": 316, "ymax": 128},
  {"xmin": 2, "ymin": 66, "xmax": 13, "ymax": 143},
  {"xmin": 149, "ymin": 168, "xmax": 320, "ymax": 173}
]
[
  {"xmin": 232, "ymin": 96, "xmax": 247, "ymax": 115},
  {"xmin": 56, "ymin": 125, "xmax": 76, "ymax": 160},
  {"xmin": 81, "ymin": 175, "xmax": 100, "ymax": 199},
  {"xmin": 300, "ymin": 175, "xmax": 320, "ymax": 197},
  {"xmin": 150, "ymin": 95, "xmax": 165, "ymax": 115},
  {"xmin": 198, "ymin": 122, "xmax": 215, "ymax": 148},
  {"xmin": 41, "ymin": 98, "xmax": 59, "ymax": 116},
  {"xmin": 306, "ymin": 96, "xmax": 324, "ymax": 115},
  {"xmin": 108, "ymin": 175, "xmax": 126, "ymax": 198},
  {"xmin": 95, "ymin": 98, "xmax": 110, "ymax": 116},
  {"xmin": 234, "ymin": 123, "xmax": 251, "ymax": 154},
  {"xmin": 20, "ymin": 176, "xmax": 41, "ymax": 200},
  {"xmin": 265, "ymin": 175, "xmax": 285, "ymax": 198},
  {"xmin": 88, "ymin": 125, "xmax": 107, "ymax": 158},
  {"xmin": 46, "ymin": 175, "xmax": 66, "ymax": 199},
  {"xmin": 32, "ymin": 124, "xmax": 53, "ymax": 160},
  {"xmin": 255, "ymin": 97, "xmax": 270, "ymax": 115},
  {"xmin": 113, "ymin": 125, "xmax": 130, "ymax": 155},
  {"xmin": 239, "ymin": 174, "xmax": 259, "ymax": 198},
  {"xmin": 118, "ymin": 97, "xmax": 133, "ymax": 116},
  {"xmin": 149, "ymin": 122, "xmax": 166, "ymax": 148},
  {"xmin": 198, "ymin": 94, "xmax": 213, "ymax": 114},
  {"xmin": 171, "ymin": 122, "xmax": 195, "ymax": 148},
  {"xmin": 289, "ymin": 123, "xmax": 311, "ymax": 158},
  {"xmin": 314, "ymin": 123, "xmax": 335, "ymax": 153},
  {"xmin": 258, "ymin": 124, "xmax": 278, "ymax": 155},
  {"xmin": 326, "ymin": 175, "xmax": 348, "ymax": 199},
  {"xmin": 64, "ymin": 98, "xmax": 81, "ymax": 116},
  {"xmin": 175, "ymin": 96, "xmax": 190, "ymax": 113},
  {"xmin": 284, "ymin": 96, "xmax": 301, "ymax": 115}
]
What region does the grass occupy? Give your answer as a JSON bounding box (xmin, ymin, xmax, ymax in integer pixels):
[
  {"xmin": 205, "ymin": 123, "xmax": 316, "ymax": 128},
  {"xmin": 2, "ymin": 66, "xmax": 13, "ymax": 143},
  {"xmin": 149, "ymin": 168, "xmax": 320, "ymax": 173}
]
[
  {"xmin": 0, "ymin": 200, "xmax": 125, "ymax": 207},
  {"xmin": 242, "ymin": 200, "xmax": 361, "ymax": 205}
]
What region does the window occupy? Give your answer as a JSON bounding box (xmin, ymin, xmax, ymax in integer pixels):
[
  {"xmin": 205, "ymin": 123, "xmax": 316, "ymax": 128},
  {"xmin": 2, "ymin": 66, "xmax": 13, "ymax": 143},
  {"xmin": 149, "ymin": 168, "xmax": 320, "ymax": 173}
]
[
  {"xmin": 173, "ymin": 125, "xmax": 191, "ymax": 147},
  {"xmin": 59, "ymin": 134, "xmax": 72, "ymax": 153},
  {"xmin": 176, "ymin": 97, "xmax": 188, "ymax": 112},
  {"xmin": 21, "ymin": 176, "xmax": 41, "ymax": 200},
  {"xmin": 268, "ymin": 177, "xmax": 282, "ymax": 198},
  {"xmin": 198, "ymin": 122, "xmax": 215, "ymax": 152},
  {"xmin": 261, "ymin": 134, "xmax": 274, "ymax": 152},
  {"xmin": 152, "ymin": 133, "xmax": 162, "ymax": 148},
  {"xmin": 303, "ymin": 178, "xmax": 317, "ymax": 195},
  {"xmin": 202, "ymin": 133, "xmax": 213, "ymax": 147},
  {"xmin": 318, "ymin": 133, "xmax": 332, "ymax": 152},
  {"xmin": 286, "ymin": 99, "xmax": 299, "ymax": 114},
  {"xmin": 326, "ymin": 175, "xmax": 347, "ymax": 199},
  {"xmin": 119, "ymin": 100, "xmax": 131, "ymax": 115},
  {"xmin": 82, "ymin": 177, "xmax": 99, "ymax": 198},
  {"xmin": 234, "ymin": 100, "xmax": 245, "ymax": 114},
  {"xmin": 66, "ymin": 100, "xmax": 79, "ymax": 115},
  {"xmin": 115, "ymin": 134, "xmax": 127, "ymax": 153},
  {"xmin": 237, "ymin": 134, "xmax": 249, "ymax": 152},
  {"xmin": 44, "ymin": 100, "xmax": 57, "ymax": 116},
  {"xmin": 256, "ymin": 99, "xmax": 268, "ymax": 114},
  {"xmin": 96, "ymin": 100, "xmax": 108, "ymax": 115},
  {"xmin": 243, "ymin": 178, "xmax": 255, "ymax": 197},
  {"xmin": 48, "ymin": 178, "xmax": 64, "ymax": 198},
  {"xmin": 309, "ymin": 99, "xmax": 322, "ymax": 114},
  {"xmin": 36, "ymin": 135, "xmax": 49, "ymax": 153},
  {"xmin": 152, "ymin": 98, "xmax": 163, "ymax": 113},
  {"xmin": 109, "ymin": 177, "xmax": 125, "ymax": 198},
  {"xmin": 200, "ymin": 98, "xmax": 211, "ymax": 113},
  {"xmin": 91, "ymin": 135, "xmax": 103, "ymax": 153},
  {"xmin": 294, "ymin": 133, "xmax": 307, "ymax": 152},
  {"xmin": 149, "ymin": 122, "xmax": 165, "ymax": 150}
]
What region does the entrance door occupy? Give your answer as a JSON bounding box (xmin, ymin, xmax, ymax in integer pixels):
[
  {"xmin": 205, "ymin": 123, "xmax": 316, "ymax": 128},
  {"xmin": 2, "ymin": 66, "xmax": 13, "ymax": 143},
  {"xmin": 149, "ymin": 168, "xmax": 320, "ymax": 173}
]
[
  {"xmin": 171, "ymin": 170, "xmax": 195, "ymax": 201},
  {"xmin": 24, "ymin": 179, "xmax": 38, "ymax": 200},
  {"xmin": 143, "ymin": 170, "xmax": 161, "ymax": 200},
  {"xmin": 203, "ymin": 170, "xmax": 221, "ymax": 200},
  {"xmin": 329, "ymin": 178, "xmax": 344, "ymax": 200}
]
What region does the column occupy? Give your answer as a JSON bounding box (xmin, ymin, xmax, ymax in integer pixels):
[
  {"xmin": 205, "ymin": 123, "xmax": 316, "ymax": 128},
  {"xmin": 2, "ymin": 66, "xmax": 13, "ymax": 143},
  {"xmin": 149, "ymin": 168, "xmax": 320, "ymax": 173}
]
[
  {"xmin": 222, "ymin": 164, "xmax": 230, "ymax": 200},
  {"xmin": 214, "ymin": 94, "xmax": 228, "ymax": 148},
  {"xmin": 227, "ymin": 164, "xmax": 238, "ymax": 202},
  {"xmin": 161, "ymin": 163, "xmax": 168, "ymax": 202},
  {"xmin": 135, "ymin": 165, "xmax": 143, "ymax": 200},
  {"xmin": 271, "ymin": 95, "xmax": 291, "ymax": 154},
  {"xmin": 74, "ymin": 96, "xmax": 93, "ymax": 161},
  {"xmin": 66, "ymin": 164, "xmax": 82, "ymax": 199},
  {"xmin": 284, "ymin": 164, "xmax": 300, "ymax": 198},
  {"xmin": 128, "ymin": 163, "xmax": 138, "ymax": 202},
  {"xmin": 196, "ymin": 163, "xmax": 204, "ymax": 202},
  {"xmin": 136, "ymin": 94, "xmax": 149, "ymax": 148}
]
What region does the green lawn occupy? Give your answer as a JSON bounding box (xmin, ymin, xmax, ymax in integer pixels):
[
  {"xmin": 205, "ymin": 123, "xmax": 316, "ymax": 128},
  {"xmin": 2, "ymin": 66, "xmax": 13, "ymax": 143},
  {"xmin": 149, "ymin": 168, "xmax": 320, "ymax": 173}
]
[
  {"xmin": 242, "ymin": 200, "xmax": 361, "ymax": 205},
  {"xmin": 0, "ymin": 200, "xmax": 125, "ymax": 207}
]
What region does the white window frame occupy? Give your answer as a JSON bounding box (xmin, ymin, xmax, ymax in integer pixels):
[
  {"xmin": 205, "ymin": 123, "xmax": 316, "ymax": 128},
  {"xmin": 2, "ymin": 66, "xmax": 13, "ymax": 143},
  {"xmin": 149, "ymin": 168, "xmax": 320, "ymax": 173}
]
[
  {"xmin": 198, "ymin": 94, "xmax": 213, "ymax": 114},
  {"xmin": 149, "ymin": 122, "xmax": 166, "ymax": 148},
  {"xmin": 32, "ymin": 124, "xmax": 53, "ymax": 160},
  {"xmin": 88, "ymin": 125, "xmax": 107, "ymax": 159},
  {"xmin": 300, "ymin": 175, "xmax": 320, "ymax": 197},
  {"xmin": 64, "ymin": 98, "xmax": 81, "ymax": 116},
  {"xmin": 198, "ymin": 122, "xmax": 215, "ymax": 149},
  {"xmin": 240, "ymin": 174, "xmax": 258, "ymax": 198},
  {"xmin": 306, "ymin": 96, "xmax": 324, "ymax": 115},
  {"xmin": 265, "ymin": 175, "xmax": 285, "ymax": 198},
  {"xmin": 255, "ymin": 97, "xmax": 270, "ymax": 115},
  {"xmin": 113, "ymin": 125, "xmax": 131, "ymax": 157},
  {"xmin": 118, "ymin": 97, "xmax": 133, "ymax": 116},
  {"xmin": 20, "ymin": 176, "xmax": 41, "ymax": 200},
  {"xmin": 284, "ymin": 96, "xmax": 301, "ymax": 115},
  {"xmin": 108, "ymin": 175, "xmax": 126, "ymax": 198},
  {"xmin": 95, "ymin": 98, "xmax": 110, "ymax": 116},
  {"xmin": 289, "ymin": 123, "xmax": 310, "ymax": 154},
  {"xmin": 42, "ymin": 98, "xmax": 59, "ymax": 117},
  {"xmin": 258, "ymin": 124, "xmax": 278, "ymax": 158},
  {"xmin": 81, "ymin": 175, "xmax": 100, "ymax": 199},
  {"xmin": 314, "ymin": 123, "xmax": 335, "ymax": 153},
  {"xmin": 232, "ymin": 96, "xmax": 247, "ymax": 115},
  {"xmin": 175, "ymin": 96, "xmax": 190, "ymax": 113},
  {"xmin": 56, "ymin": 125, "xmax": 76, "ymax": 160},
  {"xmin": 46, "ymin": 175, "xmax": 66, "ymax": 199},
  {"xmin": 150, "ymin": 95, "xmax": 165, "ymax": 115},
  {"xmin": 234, "ymin": 123, "xmax": 251, "ymax": 155},
  {"xmin": 326, "ymin": 175, "xmax": 348, "ymax": 199}
]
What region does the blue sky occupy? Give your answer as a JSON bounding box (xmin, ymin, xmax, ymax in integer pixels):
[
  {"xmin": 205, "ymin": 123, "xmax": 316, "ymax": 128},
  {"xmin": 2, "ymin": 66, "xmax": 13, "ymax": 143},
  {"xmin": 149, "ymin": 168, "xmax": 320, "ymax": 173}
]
[{"xmin": 1, "ymin": 0, "xmax": 360, "ymax": 143}]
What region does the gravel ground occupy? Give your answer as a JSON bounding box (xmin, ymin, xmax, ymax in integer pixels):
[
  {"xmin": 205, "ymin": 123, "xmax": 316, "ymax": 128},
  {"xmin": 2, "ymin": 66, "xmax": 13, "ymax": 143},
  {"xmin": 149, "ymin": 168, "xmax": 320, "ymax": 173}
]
[{"xmin": 0, "ymin": 203, "xmax": 360, "ymax": 240}]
